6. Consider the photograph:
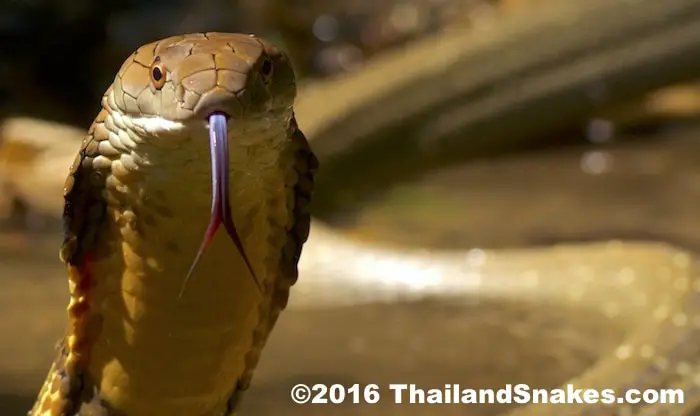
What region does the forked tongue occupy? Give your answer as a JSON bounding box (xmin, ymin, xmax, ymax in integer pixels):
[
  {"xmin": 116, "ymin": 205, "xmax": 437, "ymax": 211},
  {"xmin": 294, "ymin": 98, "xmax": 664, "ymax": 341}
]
[{"xmin": 178, "ymin": 112, "xmax": 260, "ymax": 298}]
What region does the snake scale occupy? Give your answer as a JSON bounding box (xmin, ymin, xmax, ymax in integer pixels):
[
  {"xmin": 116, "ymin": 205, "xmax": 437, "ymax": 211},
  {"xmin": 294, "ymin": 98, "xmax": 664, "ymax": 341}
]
[{"xmin": 16, "ymin": 0, "xmax": 700, "ymax": 414}]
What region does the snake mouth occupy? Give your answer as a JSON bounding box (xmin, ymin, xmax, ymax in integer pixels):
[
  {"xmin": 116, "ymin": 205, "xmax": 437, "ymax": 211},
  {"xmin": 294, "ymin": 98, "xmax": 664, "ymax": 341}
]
[{"xmin": 179, "ymin": 112, "xmax": 260, "ymax": 297}]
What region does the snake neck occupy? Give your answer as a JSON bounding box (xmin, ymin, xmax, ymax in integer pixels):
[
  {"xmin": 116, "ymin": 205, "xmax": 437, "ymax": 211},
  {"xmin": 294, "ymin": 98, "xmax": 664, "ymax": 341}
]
[{"xmin": 72, "ymin": 106, "xmax": 297, "ymax": 415}]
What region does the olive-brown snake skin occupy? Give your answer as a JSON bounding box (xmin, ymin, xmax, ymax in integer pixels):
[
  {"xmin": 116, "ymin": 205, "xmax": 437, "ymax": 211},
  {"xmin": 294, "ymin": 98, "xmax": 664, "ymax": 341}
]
[
  {"xmin": 28, "ymin": 32, "xmax": 317, "ymax": 416},
  {"xmin": 12, "ymin": 0, "xmax": 700, "ymax": 415}
]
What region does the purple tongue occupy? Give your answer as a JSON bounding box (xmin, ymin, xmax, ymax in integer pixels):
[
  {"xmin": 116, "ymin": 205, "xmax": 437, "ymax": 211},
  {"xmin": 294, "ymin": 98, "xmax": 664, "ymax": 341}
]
[{"xmin": 179, "ymin": 112, "xmax": 260, "ymax": 297}]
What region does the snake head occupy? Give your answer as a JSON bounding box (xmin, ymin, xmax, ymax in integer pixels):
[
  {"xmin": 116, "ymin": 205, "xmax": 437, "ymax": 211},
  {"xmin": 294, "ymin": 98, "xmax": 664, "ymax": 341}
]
[
  {"xmin": 104, "ymin": 33, "xmax": 300, "ymax": 295},
  {"xmin": 110, "ymin": 32, "xmax": 297, "ymax": 123}
]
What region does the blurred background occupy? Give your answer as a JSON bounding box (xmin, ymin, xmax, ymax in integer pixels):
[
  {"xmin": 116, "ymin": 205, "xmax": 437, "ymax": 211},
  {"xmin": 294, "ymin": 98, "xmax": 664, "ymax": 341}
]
[
  {"xmin": 0, "ymin": 0, "xmax": 504, "ymax": 126},
  {"xmin": 2, "ymin": 0, "xmax": 700, "ymax": 414}
]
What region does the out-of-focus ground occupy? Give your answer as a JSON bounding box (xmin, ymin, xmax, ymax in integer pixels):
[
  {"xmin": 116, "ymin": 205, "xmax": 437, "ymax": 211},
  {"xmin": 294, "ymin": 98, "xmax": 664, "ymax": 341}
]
[
  {"xmin": 2, "ymin": 0, "xmax": 700, "ymax": 415},
  {"xmin": 4, "ymin": 118, "xmax": 700, "ymax": 415}
]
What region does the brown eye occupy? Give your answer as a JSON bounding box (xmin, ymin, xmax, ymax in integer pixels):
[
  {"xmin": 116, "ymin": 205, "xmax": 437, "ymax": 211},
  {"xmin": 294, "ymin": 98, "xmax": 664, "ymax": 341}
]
[
  {"xmin": 150, "ymin": 58, "xmax": 167, "ymax": 89},
  {"xmin": 260, "ymin": 58, "xmax": 273, "ymax": 83}
]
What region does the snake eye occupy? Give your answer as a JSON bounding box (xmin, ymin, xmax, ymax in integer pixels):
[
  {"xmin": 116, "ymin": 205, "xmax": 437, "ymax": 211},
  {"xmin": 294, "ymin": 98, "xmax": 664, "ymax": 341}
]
[
  {"xmin": 260, "ymin": 57, "xmax": 273, "ymax": 83},
  {"xmin": 150, "ymin": 58, "xmax": 167, "ymax": 90}
]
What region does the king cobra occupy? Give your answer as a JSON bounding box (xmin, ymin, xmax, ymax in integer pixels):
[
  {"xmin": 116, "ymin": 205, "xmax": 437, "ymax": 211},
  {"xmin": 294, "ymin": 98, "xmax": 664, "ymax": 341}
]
[
  {"xmin": 17, "ymin": 0, "xmax": 700, "ymax": 415},
  {"xmin": 27, "ymin": 31, "xmax": 317, "ymax": 416}
]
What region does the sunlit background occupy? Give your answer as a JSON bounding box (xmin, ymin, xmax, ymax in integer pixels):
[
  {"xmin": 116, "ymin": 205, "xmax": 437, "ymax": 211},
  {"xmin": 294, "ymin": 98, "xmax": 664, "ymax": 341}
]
[{"xmin": 2, "ymin": 0, "xmax": 700, "ymax": 414}]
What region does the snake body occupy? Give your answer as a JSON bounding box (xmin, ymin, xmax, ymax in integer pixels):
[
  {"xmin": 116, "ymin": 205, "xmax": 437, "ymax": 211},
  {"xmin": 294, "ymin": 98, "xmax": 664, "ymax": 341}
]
[
  {"xmin": 20, "ymin": 0, "xmax": 700, "ymax": 415},
  {"xmin": 30, "ymin": 33, "xmax": 317, "ymax": 415}
]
